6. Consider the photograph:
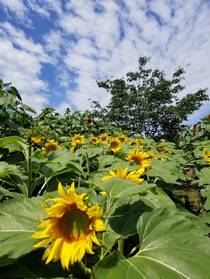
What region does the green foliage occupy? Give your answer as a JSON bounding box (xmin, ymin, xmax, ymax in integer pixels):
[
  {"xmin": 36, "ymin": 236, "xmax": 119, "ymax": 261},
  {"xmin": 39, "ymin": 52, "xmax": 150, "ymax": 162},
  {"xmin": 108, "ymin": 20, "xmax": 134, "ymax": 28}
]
[
  {"xmin": 0, "ymin": 81, "xmax": 35, "ymax": 137},
  {"xmin": 94, "ymin": 208, "xmax": 210, "ymax": 279},
  {"xmin": 0, "ymin": 77, "xmax": 210, "ymax": 278}
]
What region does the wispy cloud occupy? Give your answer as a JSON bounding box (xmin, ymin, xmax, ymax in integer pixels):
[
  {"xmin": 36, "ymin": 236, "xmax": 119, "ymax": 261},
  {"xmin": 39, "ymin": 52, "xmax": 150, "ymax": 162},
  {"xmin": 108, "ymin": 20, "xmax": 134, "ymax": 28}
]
[{"xmin": 0, "ymin": 0, "xmax": 209, "ymax": 122}]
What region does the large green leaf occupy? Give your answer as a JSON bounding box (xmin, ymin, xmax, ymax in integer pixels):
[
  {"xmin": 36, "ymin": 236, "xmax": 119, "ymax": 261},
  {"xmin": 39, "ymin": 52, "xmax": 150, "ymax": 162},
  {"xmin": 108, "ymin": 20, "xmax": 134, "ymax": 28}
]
[
  {"xmin": 201, "ymin": 186, "xmax": 210, "ymax": 210},
  {"xmin": 94, "ymin": 208, "xmax": 210, "ymax": 279},
  {"xmin": 0, "ymin": 162, "xmax": 19, "ymax": 177},
  {"xmin": 0, "ymin": 196, "xmax": 46, "ymax": 260},
  {"xmin": 99, "ymin": 179, "xmax": 155, "ymax": 202},
  {"xmin": 108, "ymin": 196, "xmax": 152, "ymax": 236},
  {"xmin": 0, "ymin": 136, "xmax": 28, "ymax": 155},
  {"xmin": 198, "ymin": 167, "xmax": 210, "ymax": 185},
  {"xmin": 147, "ymin": 160, "xmax": 185, "ymax": 183}
]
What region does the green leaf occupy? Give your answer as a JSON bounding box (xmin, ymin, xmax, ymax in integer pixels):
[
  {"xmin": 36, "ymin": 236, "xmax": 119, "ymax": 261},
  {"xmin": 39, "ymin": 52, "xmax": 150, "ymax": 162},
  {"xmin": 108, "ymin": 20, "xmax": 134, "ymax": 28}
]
[
  {"xmin": 0, "ymin": 162, "xmax": 19, "ymax": 177},
  {"xmin": 198, "ymin": 167, "xmax": 210, "ymax": 185},
  {"xmin": 108, "ymin": 196, "xmax": 152, "ymax": 236},
  {"xmin": 100, "ymin": 179, "xmax": 155, "ymax": 201},
  {"xmin": 147, "ymin": 160, "xmax": 185, "ymax": 183},
  {"xmin": 201, "ymin": 186, "xmax": 210, "ymax": 210},
  {"xmin": 0, "ymin": 136, "xmax": 28, "ymax": 155},
  {"xmin": 95, "ymin": 208, "xmax": 210, "ymax": 279},
  {"xmin": 0, "ymin": 196, "xmax": 46, "ymax": 260}
]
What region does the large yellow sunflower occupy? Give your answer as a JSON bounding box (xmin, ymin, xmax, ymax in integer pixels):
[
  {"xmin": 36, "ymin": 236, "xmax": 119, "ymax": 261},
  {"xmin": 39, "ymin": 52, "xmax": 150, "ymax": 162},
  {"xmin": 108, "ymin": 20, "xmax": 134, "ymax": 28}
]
[
  {"xmin": 71, "ymin": 134, "xmax": 85, "ymax": 145},
  {"xmin": 126, "ymin": 149, "xmax": 151, "ymax": 169},
  {"xmin": 42, "ymin": 140, "xmax": 60, "ymax": 154},
  {"xmin": 109, "ymin": 138, "xmax": 122, "ymax": 153},
  {"xmin": 32, "ymin": 182, "xmax": 106, "ymax": 270},
  {"xmin": 102, "ymin": 166, "xmax": 144, "ymax": 184}
]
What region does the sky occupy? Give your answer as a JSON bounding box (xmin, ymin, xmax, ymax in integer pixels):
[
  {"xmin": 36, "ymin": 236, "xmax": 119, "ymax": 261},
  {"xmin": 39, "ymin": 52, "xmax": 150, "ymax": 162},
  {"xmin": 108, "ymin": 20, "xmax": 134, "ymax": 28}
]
[{"xmin": 0, "ymin": 0, "xmax": 210, "ymax": 124}]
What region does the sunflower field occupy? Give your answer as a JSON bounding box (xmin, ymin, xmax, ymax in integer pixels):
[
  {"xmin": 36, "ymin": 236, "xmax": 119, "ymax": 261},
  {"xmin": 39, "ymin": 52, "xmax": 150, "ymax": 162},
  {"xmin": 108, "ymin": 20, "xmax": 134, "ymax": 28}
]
[{"xmin": 1, "ymin": 82, "xmax": 210, "ymax": 278}]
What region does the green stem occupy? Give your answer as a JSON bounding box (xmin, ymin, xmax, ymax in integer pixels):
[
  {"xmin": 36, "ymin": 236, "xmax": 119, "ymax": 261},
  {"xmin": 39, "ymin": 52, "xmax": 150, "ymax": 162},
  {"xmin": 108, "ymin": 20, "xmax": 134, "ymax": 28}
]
[
  {"xmin": 78, "ymin": 261, "xmax": 92, "ymax": 277},
  {"xmin": 118, "ymin": 238, "xmax": 124, "ymax": 255},
  {"xmin": 27, "ymin": 144, "xmax": 32, "ymax": 197},
  {"xmin": 85, "ymin": 151, "xmax": 90, "ymax": 174},
  {"xmin": 38, "ymin": 176, "xmax": 51, "ymax": 196}
]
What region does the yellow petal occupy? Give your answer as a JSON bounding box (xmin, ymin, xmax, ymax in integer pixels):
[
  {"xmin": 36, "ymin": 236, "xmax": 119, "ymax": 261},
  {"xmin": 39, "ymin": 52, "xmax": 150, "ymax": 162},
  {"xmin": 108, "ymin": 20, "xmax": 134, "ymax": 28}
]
[{"xmin": 58, "ymin": 182, "xmax": 66, "ymax": 198}]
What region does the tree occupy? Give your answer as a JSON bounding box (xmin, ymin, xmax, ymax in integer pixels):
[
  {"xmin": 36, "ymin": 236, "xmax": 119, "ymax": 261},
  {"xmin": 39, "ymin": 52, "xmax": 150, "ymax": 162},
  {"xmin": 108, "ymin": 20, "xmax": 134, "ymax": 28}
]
[{"xmin": 96, "ymin": 57, "xmax": 209, "ymax": 140}]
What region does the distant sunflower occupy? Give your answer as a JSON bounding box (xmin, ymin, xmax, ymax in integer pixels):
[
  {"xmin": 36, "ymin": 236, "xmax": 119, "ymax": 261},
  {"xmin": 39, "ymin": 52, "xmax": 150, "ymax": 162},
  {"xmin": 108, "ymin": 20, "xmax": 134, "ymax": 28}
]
[
  {"xmin": 162, "ymin": 149, "xmax": 174, "ymax": 155},
  {"xmin": 99, "ymin": 133, "xmax": 109, "ymax": 144},
  {"xmin": 71, "ymin": 134, "xmax": 85, "ymax": 145},
  {"xmin": 126, "ymin": 149, "xmax": 151, "ymax": 169},
  {"xmin": 102, "ymin": 166, "xmax": 144, "ymax": 184},
  {"xmin": 32, "ymin": 182, "xmax": 106, "ymax": 270},
  {"xmin": 42, "ymin": 140, "xmax": 59, "ymax": 154},
  {"xmin": 90, "ymin": 136, "xmax": 100, "ymax": 145},
  {"xmin": 128, "ymin": 139, "xmax": 139, "ymax": 146},
  {"xmin": 203, "ymin": 148, "xmax": 210, "ymax": 164},
  {"xmin": 31, "ymin": 134, "xmax": 45, "ymax": 145},
  {"xmin": 146, "ymin": 150, "xmax": 156, "ymax": 159},
  {"xmin": 117, "ymin": 134, "xmax": 127, "ymax": 144},
  {"xmin": 109, "ymin": 138, "xmax": 122, "ymax": 153}
]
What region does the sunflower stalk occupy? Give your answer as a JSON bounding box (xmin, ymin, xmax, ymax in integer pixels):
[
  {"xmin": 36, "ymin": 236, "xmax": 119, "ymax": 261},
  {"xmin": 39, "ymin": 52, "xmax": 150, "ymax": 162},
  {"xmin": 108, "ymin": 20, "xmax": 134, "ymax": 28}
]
[
  {"xmin": 118, "ymin": 238, "xmax": 124, "ymax": 255},
  {"xmin": 38, "ymin": 176, "xmax": 52, "ymax": 195},
  {"xmin": 78, "ymin": 261, "xmax": 92, "ymax": 277},
  {"xmin": 27, "ymin": 143, "xmax": 32, "ymax": 197}
]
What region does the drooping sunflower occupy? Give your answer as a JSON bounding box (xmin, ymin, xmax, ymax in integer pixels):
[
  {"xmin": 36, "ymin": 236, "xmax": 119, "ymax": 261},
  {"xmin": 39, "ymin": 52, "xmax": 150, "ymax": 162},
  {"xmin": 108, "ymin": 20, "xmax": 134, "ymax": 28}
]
[
  {"xmin": 90, "ymin": 136, "xmax": 100, "ymax": 145},
  {"xmin": 32, "ymin": 182, "xmax": 106, "ymax": 270},
  {"xmin": 102, "ymin": 166, "xmax": 144, "ymax": 184},
  {"xmin": 31, "ymin": 134, "xmax": 45, "ymax": 145},
  {"xmin": 99, "ymin": 133, "xmax": 109, "ymax": 144},
  {"xmin": 71, "ymin": 134, "xmax": 85, "ymax": 145},
  {"xmin": 42, "ymin": 140, "xmax": 60, "ymax": 154},
  {"xmin": 117, "ymin": 134, "xmax": 127, "ymax": 144},
  {"xmin": 126, "ymin": 149, "xmax": 151, "ymax": 169},
  {"xmin": 109, "ymin": 138, "xmax": 122, "ymax": 153}
]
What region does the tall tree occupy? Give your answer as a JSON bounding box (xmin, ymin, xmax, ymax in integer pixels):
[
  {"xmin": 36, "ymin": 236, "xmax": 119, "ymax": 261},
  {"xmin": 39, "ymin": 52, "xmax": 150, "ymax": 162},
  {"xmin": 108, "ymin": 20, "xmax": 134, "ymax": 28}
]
[{"xmin": 96, "ymin": 57, "xmax": 209, "ymax": 140}]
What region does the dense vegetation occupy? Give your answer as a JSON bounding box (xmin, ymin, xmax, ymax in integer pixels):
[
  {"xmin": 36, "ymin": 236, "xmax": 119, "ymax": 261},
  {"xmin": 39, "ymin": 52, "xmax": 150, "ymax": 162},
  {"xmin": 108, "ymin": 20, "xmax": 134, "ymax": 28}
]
[{"xmin": 0, "ymin": 60, "xmax": 210, "ymax": 278}]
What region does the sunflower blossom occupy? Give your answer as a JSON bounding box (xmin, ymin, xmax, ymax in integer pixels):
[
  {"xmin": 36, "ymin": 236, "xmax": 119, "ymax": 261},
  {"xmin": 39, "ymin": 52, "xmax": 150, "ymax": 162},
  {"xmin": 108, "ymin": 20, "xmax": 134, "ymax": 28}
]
[
  {"xmin": 42, "ymin": 140, "xmax": 59, "ymax": 154},
  {"xmin": 126, "ymin": 149, "xmax": 151, "ymax": 169},
  {"xmin": 32, "ymin": 182, "xmax": 106, "ymax": 270},
  {"xmin": 99, "ymin": 133, "xmax": 109, "ymax": 143},
  {"xmin": 109, "ymin": 138, "xmax": 122, "ymax": 153},
  {"xmin": 102, "ymin": 166, "xmax": 144, "ymax": 184},
  {"xmin": 71, "ymin": 134, "xmax": 85, "ymax": 145},
  {"xmin": 31, "ymin": 134, "xmax": 45, "ymax": 145},
  {"xmin": 117, "ymin": 134, "xmax": 127, "ymax": 144},
  {"xmin": 128, "ymin": 139, "xmax": 139, "ymax": 146},
  {"xmin": 203, "ymin": 148, "xmax": 210, "ymax": 164},
  {"xmin": 90, "ymin": 136, "xmax": 100, "ymax": 145}
]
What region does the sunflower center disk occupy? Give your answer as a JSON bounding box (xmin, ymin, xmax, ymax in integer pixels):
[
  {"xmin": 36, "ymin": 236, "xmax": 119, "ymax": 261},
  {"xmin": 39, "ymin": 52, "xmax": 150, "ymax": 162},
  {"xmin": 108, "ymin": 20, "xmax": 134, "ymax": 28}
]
[
  {"xmin": 132, "ymin": 156, "xmax": 142, "ymax": 165},
  {"xmin": 60, "ymin": 209, "xmax": 90, "ymax": 240},
  {"xmin": 110, "ymin": 142, "xmax": 118, "ymax": 148}
]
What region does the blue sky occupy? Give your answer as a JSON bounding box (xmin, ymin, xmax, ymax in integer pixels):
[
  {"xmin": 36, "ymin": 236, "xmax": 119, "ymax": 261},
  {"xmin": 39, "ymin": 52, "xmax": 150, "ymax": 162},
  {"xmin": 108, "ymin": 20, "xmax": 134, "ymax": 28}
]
[{"xmin": 0, "ymin": 0, "xmax": 210, "ymax": 124}]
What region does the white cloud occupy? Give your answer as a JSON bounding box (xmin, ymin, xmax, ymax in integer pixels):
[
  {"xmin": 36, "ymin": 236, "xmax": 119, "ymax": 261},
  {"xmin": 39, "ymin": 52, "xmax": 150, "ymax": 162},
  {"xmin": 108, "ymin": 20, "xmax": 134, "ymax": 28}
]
[
  {"xmin": 0, "ymin": 0, "xmax": 27, "ymax": 19},
  {"xmin": 0, "ymin": 24, "xmax": 50, "ymax": 112}
]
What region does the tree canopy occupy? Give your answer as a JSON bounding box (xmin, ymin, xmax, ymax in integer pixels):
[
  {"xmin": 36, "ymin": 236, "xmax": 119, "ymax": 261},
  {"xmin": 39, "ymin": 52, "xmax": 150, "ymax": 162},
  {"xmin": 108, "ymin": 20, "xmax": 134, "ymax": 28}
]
[{"xmin": 95, "ymin": 57, "xmax": 209, "ymax": 140}]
